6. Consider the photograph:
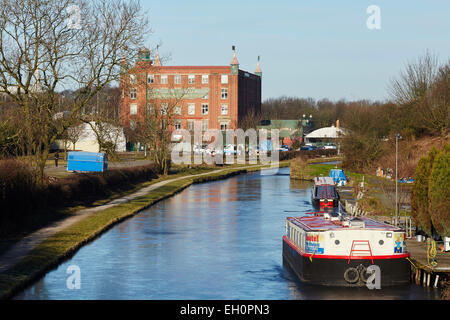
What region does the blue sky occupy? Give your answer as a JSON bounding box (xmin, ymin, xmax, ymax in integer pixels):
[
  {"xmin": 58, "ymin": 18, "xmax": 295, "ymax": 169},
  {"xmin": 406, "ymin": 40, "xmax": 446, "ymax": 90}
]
[{"xmin": 142, "ymin": 0, "xmax": 450, "ymax": 101}]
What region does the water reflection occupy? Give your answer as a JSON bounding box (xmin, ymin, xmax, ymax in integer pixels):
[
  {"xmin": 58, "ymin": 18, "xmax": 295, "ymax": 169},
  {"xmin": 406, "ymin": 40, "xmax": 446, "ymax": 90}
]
[{"xmin": 15, "ymin": 167, "xmax": 440, "ymax": 300}]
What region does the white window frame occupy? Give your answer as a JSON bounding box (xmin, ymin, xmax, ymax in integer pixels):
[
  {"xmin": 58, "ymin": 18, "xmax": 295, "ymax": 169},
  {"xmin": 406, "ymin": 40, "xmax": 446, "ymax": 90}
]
[
  {"xmin": 160, "ymin": 75, "xmax": 168, "ymax": 84},
  {"xmin": 147, "ymin": 74, "xmax": 155, "ymax": 84},
  {"xmin": 130, "ymin": 88, "xmax": 137, "ymax": 99},
  {"xmin": 130, "ymin": 74, "xmax": 137, "ymax": 84},
  {"xmin": 174, "ymin": 120, "xmax": 181, "ymax": 130},
  {"xmin": 202, "ymin": 74, "xmax": 209, "ymax": 84},
  {"xmin": 174, "ymin": 74, "xmax": 181, "ymax": 84},
  {"xmin": 221, "ymin": 88, "xmax": 228, "ymax": 99},
  {"xmin": 220, "ymin": 122, "xmax": 228, "ymax": 130},
  {"xmin": 221, "ymin": 75, "xmax": 228, "ymax": 84},
  {"xmin": 202, "ymin": 103, "xmax": 208, "ymax": 115},
  {"xmin": 188, "ymin": 74, "xmax": 195, "ymax": 84},
  {"xmin": 188, "ymin": 120, "xmax": 194, "ymax": 131},
  {"xmin": 188, "ymin": 103, "xmax": 195, "ymax": 115},
  {"xmin": 221, "ymin": 104, "xmax": 228, "ymax": 115},
  {"xmin": 130, "ymin": 103, "xmax": 137, "ymax": 115},
  {"xmin": 174, "ymin": 106, "xmax": 181, "ymax": 115},
  {"xmin": 202, "ymin": 119, "xmax": 208, "ymax": 131}
]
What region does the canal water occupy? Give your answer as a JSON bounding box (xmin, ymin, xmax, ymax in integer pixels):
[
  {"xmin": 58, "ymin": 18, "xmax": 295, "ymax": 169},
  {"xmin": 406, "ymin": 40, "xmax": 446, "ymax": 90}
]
[{"xmin": 15, "ymin": 167, "xmax": 440, "ymax": 299}]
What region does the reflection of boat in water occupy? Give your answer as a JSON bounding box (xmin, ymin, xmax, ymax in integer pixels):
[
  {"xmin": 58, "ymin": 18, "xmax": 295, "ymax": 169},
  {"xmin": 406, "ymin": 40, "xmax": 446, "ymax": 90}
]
[
  {"xmin": 282, "ymin": 212, "xmax": 411, "ymax": 287},
  {"xmin": 311, "ymin": 177, "xmax": 339, "ymax": 208}
]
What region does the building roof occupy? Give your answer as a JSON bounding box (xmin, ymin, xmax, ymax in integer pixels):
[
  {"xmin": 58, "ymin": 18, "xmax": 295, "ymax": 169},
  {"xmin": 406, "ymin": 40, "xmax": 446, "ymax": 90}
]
[
  {"xmin": 305, "ymin": 126, "xmax": 345, "ymax": 139},
  {"xmin": 230, "ymin": 52, "xmax": 239, "ymax": 65},
  {"xmin": 258, "ymin": 119, "xmax": 300, "ymax": 129},
  {"xmin": 255, "ymin": 61, "xmax": 261, "ymax": 73},
  {"xmin": 153, "ymin": 49, "xmax": 161, "ymax": 66}
]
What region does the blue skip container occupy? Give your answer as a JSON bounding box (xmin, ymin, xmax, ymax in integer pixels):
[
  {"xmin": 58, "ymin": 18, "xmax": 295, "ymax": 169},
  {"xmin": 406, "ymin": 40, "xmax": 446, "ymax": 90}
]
[
  {"xmin": 329, "ymin": 169, "xmax": 347, "ymax": 186},
  {"xmin": 67, "ymin": 151, "xmax": 108, "ymax": 172}
]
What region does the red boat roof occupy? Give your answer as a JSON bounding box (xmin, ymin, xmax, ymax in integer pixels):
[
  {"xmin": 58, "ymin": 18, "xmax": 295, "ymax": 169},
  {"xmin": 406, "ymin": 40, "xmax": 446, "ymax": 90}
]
[{"xmin": 287, "ymin": 215, "xmax": 402, "ymax": 232}]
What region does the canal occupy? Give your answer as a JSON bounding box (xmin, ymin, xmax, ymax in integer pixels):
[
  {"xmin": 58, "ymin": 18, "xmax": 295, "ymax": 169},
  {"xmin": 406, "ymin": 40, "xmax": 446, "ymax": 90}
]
[{"xmin": 15, "ymin": 167, "xmax": 440, "ymax": 299}]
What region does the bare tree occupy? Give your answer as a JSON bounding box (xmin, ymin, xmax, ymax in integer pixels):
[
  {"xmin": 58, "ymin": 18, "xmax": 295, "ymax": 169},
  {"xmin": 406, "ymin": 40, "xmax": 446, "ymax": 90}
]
[
  {"xmin": 67, "ymin": 122, "xmax": 86, "ymax": 151},
  {"xmin": 0, "ymin": 0, "xmax": 149, "ymax": 183},
  {"xmin": 136, "ymin": 86, "xmax": 188, "ymax": 175},
  {"xmin": 389, "ymin": 51, "xmax": 449, "ymax": 136}
]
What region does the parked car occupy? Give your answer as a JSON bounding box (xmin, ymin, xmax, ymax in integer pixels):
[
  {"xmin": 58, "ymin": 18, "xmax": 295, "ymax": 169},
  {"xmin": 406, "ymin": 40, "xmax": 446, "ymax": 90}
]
[{"xmin": 300, "ymin": 145, "xmax": 317, "ymax": 151}]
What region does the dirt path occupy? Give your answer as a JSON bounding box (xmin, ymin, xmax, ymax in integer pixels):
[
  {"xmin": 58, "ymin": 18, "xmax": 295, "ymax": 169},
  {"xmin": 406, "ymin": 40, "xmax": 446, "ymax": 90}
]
[{"xmin": 0, "ymin": 164, "xmax": 274, "ymax": 273}]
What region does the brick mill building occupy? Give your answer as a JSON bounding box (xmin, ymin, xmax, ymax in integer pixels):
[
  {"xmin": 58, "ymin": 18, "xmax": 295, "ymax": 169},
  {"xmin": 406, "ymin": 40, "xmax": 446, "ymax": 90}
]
[{"xmin": 119, "ymin": 47, "xmax": 262, "ymax": 148}]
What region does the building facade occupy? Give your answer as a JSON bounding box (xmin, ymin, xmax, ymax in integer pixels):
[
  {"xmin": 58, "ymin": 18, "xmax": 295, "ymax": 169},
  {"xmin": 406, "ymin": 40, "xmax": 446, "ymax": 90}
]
[{"xmin": 119, "ymin": 48, "xmax": 262, "ymax": 139}]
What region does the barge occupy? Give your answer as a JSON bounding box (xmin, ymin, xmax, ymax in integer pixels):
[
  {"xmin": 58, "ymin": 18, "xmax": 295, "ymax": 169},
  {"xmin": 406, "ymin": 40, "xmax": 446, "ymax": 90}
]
[
  {"xmin": 311, "ymin": 177, "xmax": 339, "ymax": 208},
  {"xmin": 282, "ymin": 212, "xmax": 411, "ymax": 286}
]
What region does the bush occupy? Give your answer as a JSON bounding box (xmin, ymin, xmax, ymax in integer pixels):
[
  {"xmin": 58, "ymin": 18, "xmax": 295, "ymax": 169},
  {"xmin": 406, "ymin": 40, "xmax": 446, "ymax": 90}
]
[
  {"xmin": 428, "ymin": 146, "xmax": 450, "ymax": 237},
  {"xmin": 0, "ymin": 161, "xmax": 158, "ymax": 237},
  {"xmin": 290, "ymin": 157, "xmax": 311, "ymax": 180},
  {"xmin": 0, "ymin": 160, "xmax": 39, "ymax": 234},
  {"xmin": 411, "ymin": 144, "xmax": 450, "ymax": 238}
]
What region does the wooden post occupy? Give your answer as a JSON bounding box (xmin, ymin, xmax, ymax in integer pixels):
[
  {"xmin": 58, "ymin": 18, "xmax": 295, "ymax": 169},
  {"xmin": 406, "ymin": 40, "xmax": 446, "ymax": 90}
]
[
  {"xmin": 422, "ymin": 271, "xmax": 427, "ymax": 286},
  {"xmin": 427, "ymin": 273, "xmax": 431, "ymax": 287},
  {"xmin": 434, "ymin": 275, "xmax": 439, "ymax": 288}
]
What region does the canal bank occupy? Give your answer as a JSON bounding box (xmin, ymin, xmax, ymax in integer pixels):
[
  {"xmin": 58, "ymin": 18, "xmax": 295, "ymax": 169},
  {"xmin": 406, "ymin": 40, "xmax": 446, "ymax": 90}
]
[{"xmin": 0, "ymin": 162, "xmax": 289, "ymax": 300}]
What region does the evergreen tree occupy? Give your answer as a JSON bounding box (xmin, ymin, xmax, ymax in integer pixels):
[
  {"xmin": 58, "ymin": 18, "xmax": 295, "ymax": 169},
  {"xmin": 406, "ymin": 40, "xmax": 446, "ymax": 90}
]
[{"xmin": 428, "ymin": 145, "xmax": 450, "ymax": 237}]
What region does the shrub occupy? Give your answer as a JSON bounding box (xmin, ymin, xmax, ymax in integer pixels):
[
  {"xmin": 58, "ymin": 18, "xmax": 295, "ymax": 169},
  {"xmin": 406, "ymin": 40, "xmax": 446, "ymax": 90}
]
[
  {"xmin": 290, "ymin": 157, "xmax": 311, "ymax": 180},
  {"xmin": 0, "ymin": 161, "xmax": 158, "ymax": 236},
  {"xmin": 0, "ymin": 159, "xmax": 38, "ymax": 233},
  {"xmin": 428, "ymin": 147, "xmax": 450, "ymax": 237}
]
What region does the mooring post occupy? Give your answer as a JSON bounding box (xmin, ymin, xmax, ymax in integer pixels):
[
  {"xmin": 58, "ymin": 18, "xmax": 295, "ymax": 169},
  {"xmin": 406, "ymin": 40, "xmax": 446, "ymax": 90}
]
[
  {"xmin": 427, "ymin": 273, "xmax": 431, "ymax": 287},
  {"xmin": 434, "ymin": 275, "xmax": 439, "ymax": 289},
  {"xmin": 422, "ymin": 271, "xmax": 427, "ymax": 286}
]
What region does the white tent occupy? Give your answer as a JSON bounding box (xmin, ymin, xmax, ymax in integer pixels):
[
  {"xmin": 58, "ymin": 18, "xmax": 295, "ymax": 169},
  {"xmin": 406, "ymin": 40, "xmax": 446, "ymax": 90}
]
[
  {"xmin": 52, "ymin": 122, "xmax": 126, "ymax": 153},
  {"xmin": 304, "ymin": 126, "xmax": 345, "ymax": 143}
]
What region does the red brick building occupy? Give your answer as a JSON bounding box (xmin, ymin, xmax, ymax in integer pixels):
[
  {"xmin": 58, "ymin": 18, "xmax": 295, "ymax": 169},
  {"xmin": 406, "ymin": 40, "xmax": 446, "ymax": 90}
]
[{"xmin": 120, "ymin": 47, "xmax": 262, "ymax": 138}]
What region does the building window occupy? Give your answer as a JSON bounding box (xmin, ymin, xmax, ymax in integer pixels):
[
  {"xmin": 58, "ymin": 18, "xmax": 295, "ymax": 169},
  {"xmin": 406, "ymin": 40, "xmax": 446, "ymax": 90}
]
[
  {"xmin": 174, "ymin": 74, "xmax": 181, "ymax": 84},
  {"xmin": 202, "ymin": 103, "xmax": 208, "ymax": 115},
  {"xmin": 188, "ymin": 120, "xmax": 194, "ymax": 131},
  {"xmin": 147, "ymin": 74, "xmax": 154, "ymax": 84},
  {"xmin": 146, "ymin": 103, "xmax": 154, "ymax": 115},
  {"xmin": 188, "ymin": 103, "xmax": 195, "ymax": 115},
  {"xmin": 202, "ymin": 75, "xmax": 209, "ymax": 84},
  {"xmin": 202, "ymin": 119, "xmax": 208, "ymax": 131},
  {"xmin": 161, "ymin": 103, "xmax": 168, "ymax": 115},
  {"xmin": 220, "ymin": 122, "xmax": 228, "ymax": 130},
  {"xmin": 161, "ymin": 75, "xmax": 168, "ymax": 84},
  {"xmin": 174, "ymin": 106, "xmax": 181, "ymax": 115},
  {"xmin": 130, "ymin": 74, "xmax": 137, "ymax": 84},
  {"xmin": 221, "ymin": 75, "xmax": 228, "ymax": 84},
  {"xmin": 130, "ymin": 103, "xmax": 137, "ymax": 115},
  {"xmin": 188, "ymin": 75, "xmax": 195, "ymax": 84},
  {"xmin": 174, "ymin": 120, "xmax": 181, "ymax": 130},
  {"xmin": 130, "ymin": 88, "xmax": 137, "ymax": 99},
  {"xmin": 221, "ymin": 104, "xmax": 228, "ymax": 115},
  {"xmin": 221, "ymin": 88, "xmax": 228, "ymax": 99}
]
